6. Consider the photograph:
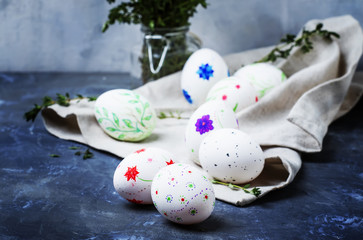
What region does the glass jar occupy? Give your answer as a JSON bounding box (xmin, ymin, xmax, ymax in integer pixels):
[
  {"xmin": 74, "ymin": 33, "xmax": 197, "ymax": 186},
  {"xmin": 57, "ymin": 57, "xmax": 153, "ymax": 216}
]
[{"xmin": 136, "ymin": 25, "xmax": 202, "ymax": 84}]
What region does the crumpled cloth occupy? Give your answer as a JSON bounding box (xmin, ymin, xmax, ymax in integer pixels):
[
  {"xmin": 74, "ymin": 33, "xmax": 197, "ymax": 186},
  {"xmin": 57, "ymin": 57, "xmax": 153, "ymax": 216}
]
[{"xmin": 42, "ymin": 15, "xmax": 363, "ymax": 206}]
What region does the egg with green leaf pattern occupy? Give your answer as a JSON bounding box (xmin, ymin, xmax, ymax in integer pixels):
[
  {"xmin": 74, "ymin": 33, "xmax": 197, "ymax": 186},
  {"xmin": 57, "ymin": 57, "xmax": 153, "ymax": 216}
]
[{"xmin": 94, "ymin": 89, "xmax": 156, "ymax": 142}]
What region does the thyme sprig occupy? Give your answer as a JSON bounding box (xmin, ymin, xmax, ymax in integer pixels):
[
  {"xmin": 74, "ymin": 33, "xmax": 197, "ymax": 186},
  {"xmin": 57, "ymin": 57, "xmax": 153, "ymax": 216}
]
[
  {"xmin": 256, "ymin": 23, "xmax": 340, "ymax": 63},
  {"xmin": 24, "ymin": 93, "xmax": 97, "ymax": 122},
  {"xmin": 74, "ymin": 148, "xmax": 94, "ymax": 160},
  {"xmin": 212, "ymin": 180, "xmax": 261, "ymax": 197},
  {"xmin": 157, "ymin": 111, "xmax": 188, "ymax": 120}
]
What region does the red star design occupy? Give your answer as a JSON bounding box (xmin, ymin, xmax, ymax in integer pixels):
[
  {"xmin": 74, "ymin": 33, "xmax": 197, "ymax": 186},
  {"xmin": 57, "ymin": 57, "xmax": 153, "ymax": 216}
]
[
  {"xmin": 135, "ymin": 148, "xmax": 145, "ymax": 154},
  {"xmin": 166, "ymin": 159, "xmax": 174, "ymax": 165},
  {"xmin": 127, "ymin": 198, "xmax": 143, "ymax": 204},
  {"xmin": 124, "ymin": 166, "xmax": 139, "ymax": 181},
  {"xmin": 255, "ymin": 96, "xmax": 259, "ymax": 102}
]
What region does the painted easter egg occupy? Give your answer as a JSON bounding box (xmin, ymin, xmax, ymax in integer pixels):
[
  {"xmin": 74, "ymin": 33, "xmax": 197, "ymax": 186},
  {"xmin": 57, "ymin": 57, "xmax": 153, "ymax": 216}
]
[
  {"xmin": 206, "ymin": 76, "xmax": 259, "ymax": 112},
  {"xmin": 113, "ymin": 147, "xmax": 175, "ymax": 204},
  {"xmin": 94, "ymin": 89, "xmax": 156, "ymax": 142},
  {"xmin": 181, "ymin": 48, "xmax": 229, "ymax": 106},
  {"xmin": 199, "ymin": 128, "xmax": 265, "ymax": 184},
  {"xmin": 234, "ymin": 63, "xmax": 287, "ymax": 99},
  {"xmin": 151, "ymin": 163, "xmax": 215, "ymax": 225},
  {"xmin": 185, "ymin": 100, "xmax": 239, "ymax": 165}
]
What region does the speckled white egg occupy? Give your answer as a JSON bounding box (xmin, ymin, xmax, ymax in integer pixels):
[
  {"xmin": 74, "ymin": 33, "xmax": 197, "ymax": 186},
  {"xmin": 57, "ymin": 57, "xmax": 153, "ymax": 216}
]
[
  {"xmin": 94, "ymin": 89, "xmax": 156, "ymax": 142},
  {"xmin": 151, "ymin": 163, "xmax": 215, "ymax": 225},
  {"xmin": 181, "ymin": 48, "xmax": 229, "ymax": 106},
  {"xmin": 185, "ymin": 100, "xmax": 239, "ymax": 165},
  {"xmin": 234, "ymin": 63, "xmax": 287, "ymax": 99},
  {"xmin": 206, "ymin": 76, "xmax": 259, "ymax": 112},
  {"xmin": 113, "ymin": 147, "xmax": 175, "ymax": 204},
  {"xmin": 199, "ymin": 128, "xmax": 265, "ymax": 184}
]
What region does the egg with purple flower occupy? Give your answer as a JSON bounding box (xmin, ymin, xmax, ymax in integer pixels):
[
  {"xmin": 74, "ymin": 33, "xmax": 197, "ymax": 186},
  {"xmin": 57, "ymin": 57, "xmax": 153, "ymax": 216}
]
[
  {"xmin": 181, "ymin": 48, "xmax": 229, "ymax": 107},
  {"xmin": 185, "ymin": 100, "xmax": 239, "ymax": 165}
]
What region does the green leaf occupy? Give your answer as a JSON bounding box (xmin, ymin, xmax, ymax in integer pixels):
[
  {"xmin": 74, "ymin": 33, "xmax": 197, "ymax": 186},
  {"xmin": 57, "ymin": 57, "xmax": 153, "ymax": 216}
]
[
  {"xmin": 233, "ymin": 103, "xmax": 238, "ymax": 112},
  {"xmin": 106, "ymin": 127, "xmax": 117, "ymax": 132},
  {"xmin": 118, "ymin": 133, "xmax": 125, "ymax": 139},
  {"xmin": 97, "ymin": 119, "xmax": 103, "ymax": 124},
  {"xmin": 122, "ymin": 119, "xmax": 134, "ymax": 129},
  {"xmin": 143, "ymin": 115, "xmax": 152, "ymax": 121},
  {"xmin": 113, "ymin": 113, "xmax": 120, "ymax": 127},
  {"xmin": 68, "ymin": 146, "xmax": 80, "ymax": 150},
  {"xmin": 144, "ymin": 102, "xmax": 150, "ymax": 108},
  {"xmin": 102, "ymin": 107, "xmax": 109, "ymax": 117},
  {"xmin": 136, "ymin": 107, "xmax": 142, "ymax": 114},
  {"xmin": 243, "ymin": 184, "xmax": 251, "ymax": 188},
  {"xmin": 128, "ymin": 100, "xmax": 139, "ymax": 104},
  {"xmin": 95, "ymin": 107, "xmax": 101, "ymax": 116}
]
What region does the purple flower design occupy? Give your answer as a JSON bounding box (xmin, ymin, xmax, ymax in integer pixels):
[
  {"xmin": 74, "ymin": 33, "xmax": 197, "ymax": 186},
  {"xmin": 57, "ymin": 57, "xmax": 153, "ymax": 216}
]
[
  {"xmin": 197, "ymin": 63, "xmax": 214, "ymax": 80},
  {"xmin": 195, "ymin": 115, "xmax": 214, "ymax": 135}
]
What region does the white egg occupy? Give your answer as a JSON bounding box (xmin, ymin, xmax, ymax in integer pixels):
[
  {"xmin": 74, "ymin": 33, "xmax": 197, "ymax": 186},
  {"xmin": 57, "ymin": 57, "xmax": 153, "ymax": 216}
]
[
  {"xmin": 151, "ymin": 163, "xmax": 215, "ymax": 225},
  {"xmin": 94, "ymin": 89, "xmax": 156, "ymax": 142},
  {"xmin": 234, "ymin": 63, "xmax": 287, "ymax": 99},
  {"xmin": 181, "ymin": 48, "xmax": 229, "ymax": 106},
  {"xmin": 113, "ymin": 147, "xmax": 175, "ymax": 204},
  {"xmin": 185, "ymin": 100, "xmax": 239, "ymax": 165},
  {"xmin": 206, "ymin": 76, "xmax": 259, "ymax": 112},
  {"xmin": 199, "ymin": 128, "xmax": 265, "ymax": 184}
]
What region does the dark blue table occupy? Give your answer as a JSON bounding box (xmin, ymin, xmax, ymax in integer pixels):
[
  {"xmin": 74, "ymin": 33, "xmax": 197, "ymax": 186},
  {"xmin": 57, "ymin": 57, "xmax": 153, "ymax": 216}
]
[{"xmin": 0, "ymin": 72, "xmax": 362, "ymax": 239}]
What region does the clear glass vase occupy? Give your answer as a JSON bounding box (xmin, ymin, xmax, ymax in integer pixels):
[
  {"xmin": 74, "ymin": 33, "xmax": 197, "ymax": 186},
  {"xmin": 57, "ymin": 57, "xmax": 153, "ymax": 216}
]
[{"xmin": 135, "ymin": 25, "xmax": 202, "ymax": 84}]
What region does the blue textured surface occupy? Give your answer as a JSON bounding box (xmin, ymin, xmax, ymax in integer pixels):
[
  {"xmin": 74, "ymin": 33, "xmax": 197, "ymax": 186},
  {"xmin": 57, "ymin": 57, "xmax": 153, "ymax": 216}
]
[{"xmin": 0, "ymin": 72, "xmax": 362, "ymax": 239}]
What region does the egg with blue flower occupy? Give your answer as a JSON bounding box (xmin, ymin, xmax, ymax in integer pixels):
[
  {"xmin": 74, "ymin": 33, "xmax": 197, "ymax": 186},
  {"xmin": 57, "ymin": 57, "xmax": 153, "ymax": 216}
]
[{"xmin": 181, "ymin": 48, "xmax": 229, "ymax": 107}]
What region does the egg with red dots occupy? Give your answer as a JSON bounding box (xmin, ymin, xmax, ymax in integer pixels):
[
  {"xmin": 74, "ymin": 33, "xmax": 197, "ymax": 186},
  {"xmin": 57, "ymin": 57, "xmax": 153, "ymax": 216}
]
[
  {"xmin": 206, "ymin": 76, "xmax": 259, "ymax": 112},
  {"xmin": 181, "ymin": 48, "xmax": 229, "ymax": 107},
  {"xmin": 185, "ymin": 100, "xmax": 239, "ymax": 165},
  {"xmin": 151, "ymin": 163, "xmax": 215, "ymax": 225},
  {"xmin": 234, "ymin": 63, "xmax": 287, "ymax": 99},
  {"xmin": 113, "ymin": 147, "xmax": 175, "ymax": 204},
  {"xmin": 199, "ymin": 128, "xmax": 265, "ymax": 184}
]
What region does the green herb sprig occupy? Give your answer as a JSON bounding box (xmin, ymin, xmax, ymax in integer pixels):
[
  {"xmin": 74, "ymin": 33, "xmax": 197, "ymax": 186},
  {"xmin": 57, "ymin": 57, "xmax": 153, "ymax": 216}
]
[
  {"xmin": 212, "ymin": 180, "xmax": 261, "ymax": 197},
  {"xmin": 74, "ymin": 148, "xmax": 94, "ymax": 160},
  {"xmin": 102, "ymin": 0, "xmax": 208, "ymax": 32},
  {"xmin": 157, "ymin": 110, "xmax": 188, "ymax": 120},
  {"xmin": 24, "ymin": 93, "xmax": 97, "ymax": 122},
  {"xmin": 256, "ymin": 23, "xmax": 340, "ymax": 63}
]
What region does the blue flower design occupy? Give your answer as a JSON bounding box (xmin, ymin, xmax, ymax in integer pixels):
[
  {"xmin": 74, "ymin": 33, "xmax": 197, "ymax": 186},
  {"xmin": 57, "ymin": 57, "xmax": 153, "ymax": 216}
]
[
  {"xmin": 197, "ymin": 63, "xmax": 214, "ymax": 80},
  {"xmin": 182, "ymin": 89, "xmax": 193, "ymax": 104}
]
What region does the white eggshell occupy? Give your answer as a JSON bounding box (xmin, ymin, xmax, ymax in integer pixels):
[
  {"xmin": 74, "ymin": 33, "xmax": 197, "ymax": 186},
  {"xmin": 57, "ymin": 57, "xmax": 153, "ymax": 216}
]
[
  {"xmin": 185, "ymin": 100, "xmax": 239, "ymax": 165},
  {"xmin": 151, "ymin": 163, "xmax": 215, "ymax": 225},
  {"xmin": 181, "ymin": 48, "xmax": 229, "ymax": 106},
  {"xmin": 206, "ymin": 76, "xmax": 259, "ymax": 112},
  {"xmin": 94, "ymin": 89, "xmax": 156, "ymax": 142},
  {"xmin": 199, "ymin": 128, "xmax": 265, "ymax": 184},
  {"xmin": 234, "ymin": 63, "xmax": 287, "ymax": 99},
  {"xmin": 113, "ymin": 147, "xmax": 175, "ymax": 204}
]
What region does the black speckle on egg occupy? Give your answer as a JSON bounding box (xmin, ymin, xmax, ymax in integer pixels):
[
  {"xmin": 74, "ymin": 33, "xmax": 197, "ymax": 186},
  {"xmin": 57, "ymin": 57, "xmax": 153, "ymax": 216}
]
[
  {"xmin": 232, "ymin": 179, "xmax": 236, "ymax": 182},
  {"xmin": 214, "ymin": 164, "xmax": 217, "ymax": 167},
  {"xmin": 228, "ymin": 164, "xmax": 231, "ymax": 168},
  {"xmin": 226, "ymin": 153, "xmax": 230, "ymax": 157}
]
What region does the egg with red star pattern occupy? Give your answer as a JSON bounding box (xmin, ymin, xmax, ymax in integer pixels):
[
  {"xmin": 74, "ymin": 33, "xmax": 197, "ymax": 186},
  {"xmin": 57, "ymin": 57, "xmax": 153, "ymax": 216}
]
[{"xmin": 113, "ymin": 147, "xmax": 175, "ymax": 204}]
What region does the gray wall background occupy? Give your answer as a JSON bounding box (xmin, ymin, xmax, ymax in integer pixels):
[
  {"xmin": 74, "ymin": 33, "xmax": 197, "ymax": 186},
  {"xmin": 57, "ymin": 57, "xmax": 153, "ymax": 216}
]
[{"xmin": 1, "ymin": 0, "xmax": 363, "ymax": 73}]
